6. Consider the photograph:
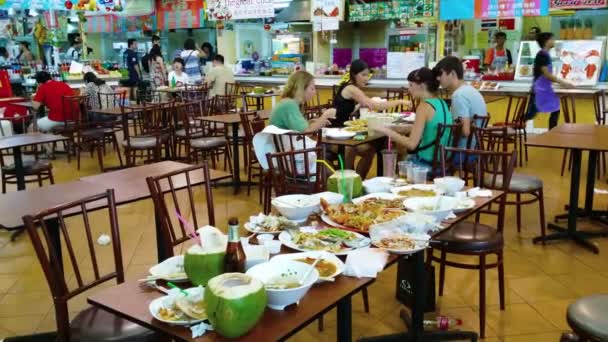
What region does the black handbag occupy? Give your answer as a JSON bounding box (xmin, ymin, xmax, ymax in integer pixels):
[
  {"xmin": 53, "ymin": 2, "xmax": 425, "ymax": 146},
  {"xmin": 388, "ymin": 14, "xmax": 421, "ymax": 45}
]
[{"xmin": 396, "ymin": 255, "xmax": 436, "ymax": 313}]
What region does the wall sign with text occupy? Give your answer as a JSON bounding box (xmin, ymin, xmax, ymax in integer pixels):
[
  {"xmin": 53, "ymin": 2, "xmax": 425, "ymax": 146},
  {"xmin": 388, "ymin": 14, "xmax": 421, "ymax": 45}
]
[
  {"xmin": 206, "ymin": 0, "xmax": 274, "ymax": 20},
  {"xmin": 550, "ymin": 0, "xmax": 607, "ymax": 9},
  {"xmin": 440, "ymin": 0, "xmax": 548, "ymax": 20}
]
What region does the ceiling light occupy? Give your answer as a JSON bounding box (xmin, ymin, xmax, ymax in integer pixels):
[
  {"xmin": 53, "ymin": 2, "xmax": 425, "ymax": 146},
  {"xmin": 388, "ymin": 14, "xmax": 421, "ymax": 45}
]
[{"xmin": 273, "ymin": 3, "xmax": 290, "ymax": 8}]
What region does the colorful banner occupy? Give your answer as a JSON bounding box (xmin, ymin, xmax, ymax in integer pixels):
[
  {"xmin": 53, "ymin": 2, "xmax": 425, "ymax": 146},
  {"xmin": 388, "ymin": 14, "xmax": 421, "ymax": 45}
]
[
  {"xmin": 85, "ymin": 14, "xmax": 114, "ymax": 32},
  {"xmin": 550, "ymin": 0, "xmax": 607, "ymax": 9},
  {"xmin": 156, "ymin": 0, "xmax": 204, "ymax": 29},
  {"xmin": 0, "ymin": 0, "xmax": 125, "ymax": 13},
  {"xmin": 475, "ymin": 0, "xmax": 548, "ymax": 18},
  {"xmin": 206, "ymin": 0, "xmax": 274, "ymax": 20},
  {"xmin": 349, "ymin": 0, "xmax": 434, "ymax": 22}
]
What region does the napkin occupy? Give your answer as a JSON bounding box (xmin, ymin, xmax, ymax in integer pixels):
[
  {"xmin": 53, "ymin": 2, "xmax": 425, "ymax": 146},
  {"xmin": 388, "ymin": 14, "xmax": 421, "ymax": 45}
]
[
  {"xmin": 467, "ymin": 187, "xmax": 492, "ymax": 198},
  {"xmin": 343, "ymin": 248, "xmax": 388, "ymax": 278},
  {"xmin": 594, "ymin": 188, "xmax": 608, "ymax": 195},
  {"xmin": 191, "ymin": 322, "xmax": 214, "ymax": 338},
  {"xmin": 97, "ymin": 234, "xmax": 111, "ymax": 246}
]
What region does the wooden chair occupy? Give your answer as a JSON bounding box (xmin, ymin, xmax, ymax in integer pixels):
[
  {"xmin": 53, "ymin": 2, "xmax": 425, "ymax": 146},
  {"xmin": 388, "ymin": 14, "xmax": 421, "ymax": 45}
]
[
  {"xmin": 95, "ymin": 91, "xmax": 127, "ymax": 156},
  {"xmin": 239, "ymin": 111, "xmax": 265, "ymax": 198},
  {"xmin": 475, "ymin": 126, "xmax": 547, "ymax": 241},
  {"xmin": 146, "ymin": 163, "xmax": 216, "ymax": 257},
  {"xmin": 22, "ymin": 189, "xmax": 160, "ymax": 341},
  {"xmin": 428, "ymin": 122, "xmax": 463, "ymax": 177},
  {"xmin": 224, "ymin": 82, "xmax": 240, "ymax": 97},
  {"xmin": 0, "ymin": 147, "xmax": 54, "ymax": 193},
  {"xmin": 428, "ymin": 146, "xmax": 517, "ymax": 339},
  {"xmin": 122, "ymin": 102, "xmax": 173, "ymax": 166},
  {"xmin": 386, "ymin": 88, "xmax": 415, "ymax": 112},
  {"xmin": 492, "ymin": 95, "xmax": 529, "ymax": 167},
  {"xmin": 239, "ymin": 84, "xmax": 265, "ymax": 111}
]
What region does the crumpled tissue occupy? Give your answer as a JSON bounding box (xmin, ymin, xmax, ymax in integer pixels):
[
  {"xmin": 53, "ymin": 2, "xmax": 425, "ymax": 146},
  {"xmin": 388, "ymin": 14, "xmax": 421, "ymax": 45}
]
[
  {"xmin": 97, "ymin": 234, "xmax": 111, "ymax": 246},
  {"xmin": 594, "ymin": 188, "xmax": 608, "ymax": 195},
  {"xmin": 467, "ymin": 187, "xmax": 493, "ymax": 198},
  {"xmin": 343, "ymin": 248, "xmax": 388, "ymax": 278},
  {"xmin": 190, "ymin": 322, "xmax": 214, "ymax": 338}
]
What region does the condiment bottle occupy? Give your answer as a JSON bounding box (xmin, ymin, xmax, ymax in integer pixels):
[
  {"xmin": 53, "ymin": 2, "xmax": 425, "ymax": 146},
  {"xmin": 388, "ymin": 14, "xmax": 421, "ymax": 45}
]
[{"xmin": 224, "ymin": 217, "xmax": 246, "ymax": 273}]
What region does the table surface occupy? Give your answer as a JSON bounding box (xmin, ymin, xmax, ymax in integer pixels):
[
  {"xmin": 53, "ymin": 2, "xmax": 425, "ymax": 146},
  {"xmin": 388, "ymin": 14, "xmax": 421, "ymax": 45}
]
[
  {"xmin": 87, "ymin": 189, "xmax": 503, "ymax": 342},
  {"xmin": 526, "ymin": 124, "xmax": 608, "ymax": 151},
  {"xmin": 0, "ymin": 133, "xmax": 67, "ymax": 149},
  {"xmin": 199, "ymin": 111, "xmax": 271, "ymax": 125},
  {"xmin": 80, "ymin": 161, "xmax": 232, "ymax": 204},
  {"xmin": 0, "ymin": 162, "xmax": 232, "ymax": 230}
]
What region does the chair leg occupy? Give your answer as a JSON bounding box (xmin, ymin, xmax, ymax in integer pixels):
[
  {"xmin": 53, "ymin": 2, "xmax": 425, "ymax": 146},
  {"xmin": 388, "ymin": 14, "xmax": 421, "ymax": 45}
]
[
  {"xmin": 76, "ymin": 146, "xmax": 81, "ymax": 171},
  {"xmin": 479, "ymin": 254, "xmax": 486, "ymax": 339},
  {"xmin": 112, "ymin": 134, "xmax": 123, "ymax": 167},
  {"xmin": 362, "ymin": 287, "xmax": 370, "ymax": 313},
  {"xmin": 49, "ymin": 170, "xmax": 55, "ymax": 185},
  {"xmin": 516, "ymin": 193, "xmax": 522, "ymax": 233},
  {"xmin": 538, "ymin": 188, "xmax": 547, "ymax": 244},
  {"xmin": 96, "ymin": 144, "xmax": 104, "ymax": 172},
  {"xmin": 37, "ymin": 174, "xmax": 42, "ymax": 187},
  {"xmin": 438, "ymin": 250, "xmax": 446, "ymax": 296},
  {"xmin": 318, "ymin": 316, "xmax": 324, "ymax": 332},
  {"xmin": 498, "ymin": 252, "xmax": 505, "ymax": 311}
]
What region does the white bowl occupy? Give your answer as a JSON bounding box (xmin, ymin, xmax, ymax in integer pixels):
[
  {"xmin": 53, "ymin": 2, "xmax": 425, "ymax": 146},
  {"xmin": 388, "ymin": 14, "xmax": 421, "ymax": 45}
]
[
  {"xmin": 310, "ymin": 192, "xmax": 343, "ymax": 206},
  {"xmin": 403, "ymin": 196, "xmax": 459, "ymax": 222},
  {"xmin": 246, "ymin": 260, "xmax": 319, "ymax": 310},
  {"xmin": 362, "ymin": 177, "xmax": 394, "ymax": 194},
  {"xmin": 324, "ymin": 128, "xmax": 356, "ymax": 140},
  {"xmin": 257, "ymin": 234, "xmax": 274, "ymax": 243},
  {"xmin": 434, "ymin": 177, "xmax": 465, "ymax": 194},
  {"xmin": 271, "ymin": 194, "xmax": 318, "ymax": 222}
]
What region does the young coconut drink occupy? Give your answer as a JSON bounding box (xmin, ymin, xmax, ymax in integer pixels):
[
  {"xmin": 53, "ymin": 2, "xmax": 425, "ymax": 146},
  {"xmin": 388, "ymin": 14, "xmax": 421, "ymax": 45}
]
[
  {"xmin": 205, "ymin": 273, "xmax": 267, "ymax": 338},
  {"xmin": 184, "ymin": 226, "xmax": 227, "ymax": 286}
]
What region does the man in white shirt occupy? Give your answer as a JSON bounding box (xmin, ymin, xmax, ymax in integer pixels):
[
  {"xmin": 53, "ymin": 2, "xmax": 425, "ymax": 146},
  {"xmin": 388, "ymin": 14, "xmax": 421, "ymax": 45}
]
[
  {"xmin": 65, "ymin": 37, "xmax": 83, "ymax": 62},
  {"xmin": 204, "ymin": 54, "xmax": 235, "ymax": 98}
]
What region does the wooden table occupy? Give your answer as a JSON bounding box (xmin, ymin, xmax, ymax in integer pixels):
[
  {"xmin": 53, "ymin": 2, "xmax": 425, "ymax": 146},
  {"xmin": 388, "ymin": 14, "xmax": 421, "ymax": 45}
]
[
  {"xmin": 87, "ymin": 190, "xmax": 502, "ymax": 342},
  {"xmin": 242, "ymin": 92, "xmax": 280, "ymax": 110},
  {"xmin": 81, "ymin": 161, "xmax": 232, "ymax": 261},
  {"xmin": 198, "ymin": 111, "xmax": 270, "ymax": 193},
  {"xmin": 527, "ymin": 124, "xmax": 608, "ymax": 253},
  {"xmin": 0, "ymin": 133, "xmax": 67, "ymax": 190}
]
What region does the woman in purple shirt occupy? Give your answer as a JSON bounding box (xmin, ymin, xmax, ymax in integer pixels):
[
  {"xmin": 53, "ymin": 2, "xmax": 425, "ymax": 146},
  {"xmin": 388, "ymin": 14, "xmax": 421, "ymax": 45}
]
[{"xmin": 527, "ymin": 32, "xmax": 574, "ymax": 129}]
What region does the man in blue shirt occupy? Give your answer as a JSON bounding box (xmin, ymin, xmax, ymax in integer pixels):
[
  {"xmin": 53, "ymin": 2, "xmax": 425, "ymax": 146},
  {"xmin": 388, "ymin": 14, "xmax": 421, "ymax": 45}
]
[{"xmin": 123, "ymin": 39, "xmax": 141, "ymax": 86}]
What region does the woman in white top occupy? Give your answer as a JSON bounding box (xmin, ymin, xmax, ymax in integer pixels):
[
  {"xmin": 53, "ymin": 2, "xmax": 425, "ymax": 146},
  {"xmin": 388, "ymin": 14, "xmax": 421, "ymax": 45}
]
[
  {"xmin": 167, "ymin": 58, "xmax": 190, "ymax": 87},
  {"xmin": 180, "ymin": 38, "xmax": 207, "ymax": 84},
  {"xmin": 148, "ymin": 45, "xmax": 167, "ymax": 89}
]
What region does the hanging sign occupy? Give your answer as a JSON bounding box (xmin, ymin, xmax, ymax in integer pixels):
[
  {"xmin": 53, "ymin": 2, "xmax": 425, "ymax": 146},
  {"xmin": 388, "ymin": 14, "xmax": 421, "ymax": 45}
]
[
  {"xmin": 312, "ymin": 0, "xmax": 343, "ymax": 31},
  {"xmin": 440, "ymin": 0, "xmax": 549, "ymax": 19},
  {"xmin": 550, "ymin": 0, "xmax": 607, "ymax": 9},
  {"xmin": 156, "ymin": 0, "xmax": 204, "ymax": 29},
  {"xmin": 350, "ymin": 0, "xmax": 434, "ymax": 23},
  {"xmin": 206, "ymin": 0, "xmax": 274, "ymax": 20}
]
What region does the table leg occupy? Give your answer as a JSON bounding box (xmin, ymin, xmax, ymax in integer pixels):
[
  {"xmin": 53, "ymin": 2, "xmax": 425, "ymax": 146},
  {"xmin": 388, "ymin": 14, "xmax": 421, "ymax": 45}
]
[
  {"xmin": 13, "ymin": 146, "xmax": 25, "ymax": 190},
  {"xmin": 568, "ymin": 149, "xmax": 583, "ymax": 234},
  {"xmin": 337, "ymin": 295, "xmax": 352, "ymax": 342},
  {"xmin": 231, "ymin": 122, "xmax": 241, "ymax": 194}
]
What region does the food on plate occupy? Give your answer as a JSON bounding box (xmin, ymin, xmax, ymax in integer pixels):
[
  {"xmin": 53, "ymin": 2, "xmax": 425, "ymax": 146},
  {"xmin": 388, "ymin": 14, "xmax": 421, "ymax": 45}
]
[
  {"xmin": 247, "ymin": 214, "xmax": 297, "ymax": 233},
  {"xmin": 344, "ymin": 119, "xmax": 367, "ymax": 127},
  {"xmin": 360, "ymin": 197, "xmax": 403, "ymax": 208},
  {"xmin": 296, "ymin": 257, "xmax": 338, "ymax": 277},
  {"xmin": 375, "ymin": 210, "xmax": 407, "ymax": 224},
  {"xmin": 292, "ymin": 232, "xmax": 345, "ymax": 253},
  {"xmin": 205, "ymin": 273, "xmax": 267, "ymax": 338},
  {"xmin": 397, "ymin": 188, "xmax": 437, "ymax": 198},
  {"xmin": 184, "ymin": 226, "xmax": 227, "ymax": 286},
  {"xmin": 158, "ymin": 306, "xmax": 185, "ymax": 321},
  {"xmin": 344, "ymin": 126, "xmax": 367, "ymax": 133},
  {"xmin": 519, "ymin": 65, "xmax": 531, "ymax": 76},
  {"xmin": 320, "ymin": 198, "xmax": 407, "ymax": 232},
  {"xmin": 175, "ymin": 295, "xmax": 207, "ymax": 320},
  {"xmin": 375, "ymin": 236, "xmax": 416, "ymax": 250},
  {"xmin": 317, "ymin": 228, "xmax": 356, "ymax": 241}
]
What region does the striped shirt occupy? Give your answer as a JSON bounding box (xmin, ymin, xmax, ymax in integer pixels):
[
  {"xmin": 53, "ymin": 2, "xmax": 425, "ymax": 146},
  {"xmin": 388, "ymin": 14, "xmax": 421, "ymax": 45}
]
[{"xmin": 180, "ymin": 49, "xmax": 201, "ymax": 83}]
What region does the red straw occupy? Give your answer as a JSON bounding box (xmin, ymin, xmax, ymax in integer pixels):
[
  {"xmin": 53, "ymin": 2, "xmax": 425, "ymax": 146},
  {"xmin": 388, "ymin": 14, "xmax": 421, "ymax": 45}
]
[
  {"xmin": 175, "ymin": 211, "xmax": 202, "ymax": 246},
  {"xmin": 388, "ymin": 136, "xmax": 392, "ymax": 152}
]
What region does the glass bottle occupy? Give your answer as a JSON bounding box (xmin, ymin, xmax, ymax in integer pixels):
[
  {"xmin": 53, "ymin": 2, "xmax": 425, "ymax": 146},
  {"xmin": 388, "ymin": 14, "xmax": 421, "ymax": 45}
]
[{"xmin": 224, "ymin": 217, "xmax": 246, "ymax": 273}]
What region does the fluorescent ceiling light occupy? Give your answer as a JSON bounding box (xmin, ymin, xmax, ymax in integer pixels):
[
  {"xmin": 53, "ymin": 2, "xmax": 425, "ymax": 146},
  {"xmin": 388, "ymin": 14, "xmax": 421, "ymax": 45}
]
[{"xmin": 273, "ymin": 3, "xmax": 290, "ymax": 8}]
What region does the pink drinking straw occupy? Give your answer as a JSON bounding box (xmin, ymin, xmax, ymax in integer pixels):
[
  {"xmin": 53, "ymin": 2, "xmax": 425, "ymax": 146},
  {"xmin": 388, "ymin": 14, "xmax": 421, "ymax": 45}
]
[
  {"xmin": 175, "ymin": 211, "xmax": 202, "ymax": 246},
  {"xmin": 388, "ymin": 136, "xmax": 392, "ymax": 152}
]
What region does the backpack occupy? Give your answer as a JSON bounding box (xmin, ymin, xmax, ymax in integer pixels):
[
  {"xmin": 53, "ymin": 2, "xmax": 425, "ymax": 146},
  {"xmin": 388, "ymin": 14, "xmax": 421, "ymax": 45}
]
[{"xmin": 141, "ymin": 53, "xmax": 150, "ymax": 73}]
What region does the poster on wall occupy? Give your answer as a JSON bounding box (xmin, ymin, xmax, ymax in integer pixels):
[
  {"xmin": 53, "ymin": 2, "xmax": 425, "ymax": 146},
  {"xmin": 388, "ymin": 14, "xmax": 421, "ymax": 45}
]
[
  {"xmin": 311, "ymin": 0, "xmax": 343, "ymax": 31},
  {"xmin": 550, "ymin": 0, "xmax": 607, "ymax": 9},
  {"xmin": 206, "ymin": 0, "xmax": 274, "ymax": 20},
  {"xmin": 387, "ymin": 52, "xmax": 425, "ymax": 79},
  {"xmin": 440, "ymin": 0, "xmax": 548, "ymax": 19},
  {"xmin": 350, "ymin": 0, "xmax": 434, "ymax": 22},
  {"xmin": 554, "ymin": 40, "xmax": 604, "ymax": 86},
  {"xmin": 156, "ymin": 0, "xmax": 204, "ymax": 29}
]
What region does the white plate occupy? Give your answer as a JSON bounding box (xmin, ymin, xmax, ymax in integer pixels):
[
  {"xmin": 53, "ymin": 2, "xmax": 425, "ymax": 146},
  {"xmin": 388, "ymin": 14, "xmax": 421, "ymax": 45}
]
[
  {"xmin": 390, "ymin": 184, "xmax": 443, "ymax": 197},
  {"xmin": 271, "ymin": 251, "xmax": 345, "ymax": 281},
  {"xmin": 324, "ymin": 128, "xmax": 356, "ymax": 140},
  {"xmin": 244, "ymin": 214, "xmax": 298, "ymax": 235},
  {"xmin": 148, "ymin": 255, "xmax": 188, "ymax": 282},
  {"xmin": 278, "ymin": 227, "xmax": 368, "ymax": 256},
  {"xmin": 149, "ymin": 287, "xmax": 206, "ymax": 326},
  {"xmin": 371, "ymin": 233, "xmax": 429, "ymax": 255},
  {"xmin": 320, "ymin": 213, "xmax": 350, "ymax": 230},
  {"xmin": 352, "ymin": 192, "xmax": 402, "ymax": 205},
  {"xmin": 403, "ymin": 196, "xmax": 476, "ymax": 214}
]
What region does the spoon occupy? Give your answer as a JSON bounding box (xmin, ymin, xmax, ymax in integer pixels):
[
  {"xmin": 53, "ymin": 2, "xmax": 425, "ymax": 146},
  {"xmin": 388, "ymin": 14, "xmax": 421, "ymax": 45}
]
[{"xmin": 300, "ymin": 255, "xmax": 323, "ymax": 285}]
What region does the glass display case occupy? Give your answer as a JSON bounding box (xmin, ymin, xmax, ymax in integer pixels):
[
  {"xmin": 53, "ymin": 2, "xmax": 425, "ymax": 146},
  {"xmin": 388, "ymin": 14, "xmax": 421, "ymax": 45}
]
[{"xmin": 387, "ymin": 27, "xmax": 436, "ymax": 65}]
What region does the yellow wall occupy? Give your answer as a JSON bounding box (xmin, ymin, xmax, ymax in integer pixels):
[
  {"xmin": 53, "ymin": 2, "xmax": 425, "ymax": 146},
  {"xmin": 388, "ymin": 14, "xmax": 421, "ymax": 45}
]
[
  {"xmin": 217, "ymin": 29, "xmax": 237, "ymax": 64},
  {"xmin": 522, "ymin": 16, "xmax": 552, "ymax": 34}
]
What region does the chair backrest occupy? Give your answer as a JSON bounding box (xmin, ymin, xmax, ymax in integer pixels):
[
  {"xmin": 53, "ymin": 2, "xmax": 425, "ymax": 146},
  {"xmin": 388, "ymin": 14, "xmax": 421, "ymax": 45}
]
[
  {"xmin": 429, "ymin": 121, "xmax": 463, "ymax": 175},
  {"xmin": 272, "ymin": 130, "xmax": 322, "ymax": 154},
  {"xmin": 505, "ymin": 95, "xmax": 528, "ymax": 126},
  {"xmin": 266, "ymin": 145, "xmax": 326, "ymax": 195},
  {"xmin": 146, "ymin": 162, "xmax": 215, "ymax": 257},
  {"xmin": 98, "ymin": 91, "xmax": 126, "ymax": 109},
  {"xmin": 473, "ymin": 113, "xmax": 491, "ymax": 129},
  {"xmin": 176, "ymin": 101, "xmax": 205, "ymax": 139},
  {"xmin": 213, "ymin": 95, "xmax": 239, "ymax": 114},
  {"xmin": 386, "ymin": 88, "xmax": 407, "ymax": 112},
  {"xmin": 474, "ymin": 126, "xmax": 509, "ymax": 153},
  {"xmin": 239, "ymin": 111, "xmax": 261, "ymax": 143},
  {"xmin": 63, "ymin": 95, "xmax": 90, "ymax": 136},
  {"xmin": 127, "ymin": 102, "xmax": 173, "ymax": 141},
  {"xmin": 22, "ymin": 189, "xmax": 124, "ymax": 341},
  {"xmin": 178, "ymin": 86, "xmax": 209, "ymax": 103},
  {"xmin": 225, "ymin": 82, "xmax": 239, "ymax": 97}
]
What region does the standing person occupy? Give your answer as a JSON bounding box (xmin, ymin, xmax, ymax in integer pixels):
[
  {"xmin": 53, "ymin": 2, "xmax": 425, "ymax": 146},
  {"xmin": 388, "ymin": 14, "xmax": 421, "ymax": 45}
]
[
  {"xmin": 269, "ymin": 71, "xmax": 336, "ymax": 133},
  {"xmin": 484, "ymin": 32, "xmax": 512, "ymax": 71},
  {"xmin": 167, "ymin": 58, "xmax": 190, "ymax": 87},
  {"xmin": 526, "ymin": 32, "xmax": 574, "ymax": 129},
  {"xmin": 526, "ymin": 26, "xmax": 542, "ymax": 40},
  {"xmin": 333, "ymin": 59, "xmax": 409, "ymax": 178},
  {"xmin": 204, "ymin": 54, "xmax": 234, "ymax": 97},
  {"xmin": 148, "ymin": 45, "xmax": 167, "ymax": 89},
  {"xmin": 0, "ymin": 47, "xmax": 10, "ymax": 65},
  {"xmin": 434, "ymin": 56, "xmax": 487, "ymax": 148},
  {"xmin": 200, "ymin": 42, "xmax": 215, "ymax": 67},
  {"xmin": 66, "ymin": 36, "xmax": 83, "ymax": 62},
  {"xmin": 180, "ymin": 39, "xmax": 205, "ymax": 84},
  {"xmin": 17, "ymin": 42, "xmax": 33, "ymax": 63},
  {"xmin": 32, "ymin": 71, "xmax": 74, "ymax": 132},
  {"xmin": 123, "ymin": 38, "xmax": 141, "ymax": 86},
  {"xmin": 371, "ymin": 68, "xmax": 454, "ymax": 168}
]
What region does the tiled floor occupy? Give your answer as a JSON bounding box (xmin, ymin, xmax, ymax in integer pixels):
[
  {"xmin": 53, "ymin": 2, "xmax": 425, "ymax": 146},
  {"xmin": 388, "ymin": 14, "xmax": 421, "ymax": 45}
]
[{"xmin": 1, "ymin": 135, "xmax": 608, "ymax": 342}]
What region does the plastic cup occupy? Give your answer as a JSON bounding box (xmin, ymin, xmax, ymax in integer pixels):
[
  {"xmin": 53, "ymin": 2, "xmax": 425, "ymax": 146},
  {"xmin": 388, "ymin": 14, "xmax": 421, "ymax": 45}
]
[
  {"xmin": 381, "ymin": 150, "xmax": 398, "ymax": 178},
  {"xmin": 263, "ymin": 240, "xmax": 282, "ymax": 254},
  {"xmin": 405, "ymin": 161, "xmax": 416, "ymax": 182},
  {"xmin": 360, "ymin": 107, "xmax": 370, "ymax": 119},
  {"xmin": 412, "ymin": 166, "xmax": 430, "ymax": 184},
  {"xmin": 257, "ymin": 234, "xmax": 274, "ymax": 243},
  {"xmin": 334, "ymin": 173, "xmax": 354, "ymax": 203},
  {"xmin": 398, "ymin": 161, "xmax": 410, "ymax": 180}
]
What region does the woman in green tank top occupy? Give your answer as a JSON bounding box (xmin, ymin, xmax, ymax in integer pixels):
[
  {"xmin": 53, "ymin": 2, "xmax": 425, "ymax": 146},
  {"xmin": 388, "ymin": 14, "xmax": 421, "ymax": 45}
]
[{"xmin": 371, "ymin": 67, "xmax": 453, "ymax": 166}]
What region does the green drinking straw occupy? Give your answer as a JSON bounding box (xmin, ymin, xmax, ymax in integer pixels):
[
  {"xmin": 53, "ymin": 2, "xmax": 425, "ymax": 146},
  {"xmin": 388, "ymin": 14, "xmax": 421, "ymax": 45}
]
[{"xmin": 338, "ymin": 154, "xmax": 347, "ymax": 203}]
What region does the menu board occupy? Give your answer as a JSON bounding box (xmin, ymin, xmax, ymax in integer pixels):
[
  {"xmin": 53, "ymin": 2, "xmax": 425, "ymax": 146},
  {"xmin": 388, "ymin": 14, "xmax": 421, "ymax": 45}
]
[
  {"xmin": 312, "ymin": 0, "xmax": 344, "ymax": 31},
  {"xmin": 475, "ymin": 0, "xmax": 547, "ymax": 18},
  {"xmin": 387, "ymin": 52, "xmax": 425, "ymax": 79},
  {"xmin": 206, "ymin": 0, "xmax": 274, "ymax": 20},
  {"xmin": 349, "ymin": 0, "xmax": 434, "ymax": 22},
  {"xmin": 554, "ymin": 40, "xmax": 604, "ymax": 86},
  {"xmin": 550, "ymin": 0, "xmax": 608, "ymax": 9}
]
